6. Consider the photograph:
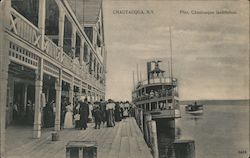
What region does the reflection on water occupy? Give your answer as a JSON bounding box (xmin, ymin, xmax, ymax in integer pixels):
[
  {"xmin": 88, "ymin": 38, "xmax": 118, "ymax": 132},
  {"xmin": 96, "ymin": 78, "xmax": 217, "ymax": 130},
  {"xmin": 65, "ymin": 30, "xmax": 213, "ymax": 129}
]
[{"xmin": 156, "ymin": 104, "xmax": 249, "ymax": 158}]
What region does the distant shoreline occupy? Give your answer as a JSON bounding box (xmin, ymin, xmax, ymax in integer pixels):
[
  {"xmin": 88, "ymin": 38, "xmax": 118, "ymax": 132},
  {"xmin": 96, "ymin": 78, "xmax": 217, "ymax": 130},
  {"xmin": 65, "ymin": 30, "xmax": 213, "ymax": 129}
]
[{"xmin": 180, "ymin": 99, "xmax": 250, "ymax": 106}]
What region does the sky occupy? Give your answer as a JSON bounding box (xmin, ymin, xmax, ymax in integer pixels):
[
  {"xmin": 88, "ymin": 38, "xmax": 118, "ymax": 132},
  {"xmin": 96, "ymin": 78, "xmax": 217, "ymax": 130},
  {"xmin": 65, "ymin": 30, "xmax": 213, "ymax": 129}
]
[{"xmin": 102, "ymin": 0, "xmax": 249, "ymax": 101}]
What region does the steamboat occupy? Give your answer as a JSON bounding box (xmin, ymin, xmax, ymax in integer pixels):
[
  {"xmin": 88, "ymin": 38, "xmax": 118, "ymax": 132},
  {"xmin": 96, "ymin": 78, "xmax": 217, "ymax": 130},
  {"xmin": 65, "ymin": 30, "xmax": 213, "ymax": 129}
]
[{"xmin": 132, "ymin": 60, "xmax": 181, "ymax": 120}]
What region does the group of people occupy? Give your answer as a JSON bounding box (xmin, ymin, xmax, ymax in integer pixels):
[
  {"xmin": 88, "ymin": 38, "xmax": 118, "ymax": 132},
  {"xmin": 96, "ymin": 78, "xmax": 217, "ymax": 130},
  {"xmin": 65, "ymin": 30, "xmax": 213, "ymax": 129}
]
[
  {"xmin": 12, "ymin": 100, "xmax": 35, "ymax": 125},
  {"xmin": 134, "ymin": 89, "xmax": 176, "ymax": 102},
  {"xmin": 60, "ymin": 97, "xmax": 135, "ymax": 130}
]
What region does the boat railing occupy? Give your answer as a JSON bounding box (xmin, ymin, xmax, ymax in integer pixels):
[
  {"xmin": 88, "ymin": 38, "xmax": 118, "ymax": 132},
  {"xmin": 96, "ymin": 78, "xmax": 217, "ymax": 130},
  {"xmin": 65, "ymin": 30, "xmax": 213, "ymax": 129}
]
[
  {"xmin": 137, "ymin": 77, "xmax": 177, "ymax": 87},
  {"xmin": 133, "ymin": 90, "xmax": 178, "ymax": 102}
]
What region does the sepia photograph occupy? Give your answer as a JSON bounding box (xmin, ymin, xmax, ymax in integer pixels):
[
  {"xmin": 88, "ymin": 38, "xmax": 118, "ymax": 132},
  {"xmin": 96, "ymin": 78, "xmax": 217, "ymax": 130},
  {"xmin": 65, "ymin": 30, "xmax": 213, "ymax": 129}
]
[{"xmin": 0, "ymin": 0, "xmax": 249, "ymax": 158}]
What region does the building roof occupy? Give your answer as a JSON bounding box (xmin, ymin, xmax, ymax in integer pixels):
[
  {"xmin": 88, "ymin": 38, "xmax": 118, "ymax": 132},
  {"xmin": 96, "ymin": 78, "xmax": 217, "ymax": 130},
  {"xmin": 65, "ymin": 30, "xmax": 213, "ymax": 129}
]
[{"xmin": 67, "ymin": 0, "xmax": 102, "ymax": 25}]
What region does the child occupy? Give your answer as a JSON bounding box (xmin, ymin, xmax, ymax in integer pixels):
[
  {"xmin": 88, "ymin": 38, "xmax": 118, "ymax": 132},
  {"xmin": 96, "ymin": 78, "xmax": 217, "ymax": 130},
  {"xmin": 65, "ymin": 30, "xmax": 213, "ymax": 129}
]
[
  {"xmin": 74, "ymin": 104, "xmax": 81, "ymax": 129},
  {"xmin": 93, "ymin": 106, "xmax": 102, "ymax": 129}
]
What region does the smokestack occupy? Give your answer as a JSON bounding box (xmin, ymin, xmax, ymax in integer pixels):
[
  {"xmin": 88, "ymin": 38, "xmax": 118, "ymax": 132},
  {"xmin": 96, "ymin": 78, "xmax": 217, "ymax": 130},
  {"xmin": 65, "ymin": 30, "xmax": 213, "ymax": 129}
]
[{"xmin": 147, "ymin": 62, "xmax": 151, "ymax": 84}]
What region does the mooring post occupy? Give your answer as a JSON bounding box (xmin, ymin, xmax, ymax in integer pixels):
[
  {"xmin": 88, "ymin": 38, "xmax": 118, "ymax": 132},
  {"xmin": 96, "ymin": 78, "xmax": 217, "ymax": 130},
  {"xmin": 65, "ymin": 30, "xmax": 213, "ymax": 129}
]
[
  {"xmin": 143, "ymin": 114, "xmax": 152, "ymax": 144},
  {"xmin": 139, "ymin": 109, "xmax": 144, "ymax": 133},
  {"xmin": 148, "ymin": 120, "xmax": 159, "ymax": 158},
  {"xmin": 66, "ymin": 141, "xmax": 97, "ymax": 158},
  {"xmin": 173, "ymin": 140, "xmax": 195, "ymax": 158}
]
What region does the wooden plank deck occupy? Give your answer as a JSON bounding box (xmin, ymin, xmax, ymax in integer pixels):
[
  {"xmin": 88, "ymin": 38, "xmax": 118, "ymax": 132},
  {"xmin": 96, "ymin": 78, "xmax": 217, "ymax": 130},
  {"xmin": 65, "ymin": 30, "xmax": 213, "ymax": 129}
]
[{"xmin": 6, "ymin": 118, "xmax": 153, "ymax": 158}]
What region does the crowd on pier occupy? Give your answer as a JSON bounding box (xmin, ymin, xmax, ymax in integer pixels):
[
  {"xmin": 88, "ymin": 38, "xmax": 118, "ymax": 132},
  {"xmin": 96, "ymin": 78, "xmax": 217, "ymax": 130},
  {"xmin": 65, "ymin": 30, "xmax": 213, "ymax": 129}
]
[{"xmin": 42, "ymin": 97, "xmax": 135, "ymax": 130}]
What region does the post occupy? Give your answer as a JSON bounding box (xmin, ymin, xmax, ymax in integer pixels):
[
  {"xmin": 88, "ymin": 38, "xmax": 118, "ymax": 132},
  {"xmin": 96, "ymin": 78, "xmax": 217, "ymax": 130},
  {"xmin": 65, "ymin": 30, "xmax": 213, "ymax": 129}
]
[
  {"xmin": 69, "ymin": 78, "xmax": 74, "ymax": 106},
  {"xmin": 38, "ymin": 0, "xmax": 46, "ymax": 50},
  {"xmin": 58, "ymin": 8, "xmax": 65, "ymax": 60},
  {"xmin": 143, "ymin": 114, "xmax": 152, "ymax": 145},
  {"xmin": 33, "ymin": 58, "xmax": 43, "ymax": 138},
  {"xmin": 23, "ymin": 84, "xmax": 28, "ymax": 112},
  {"xmin": 139, "ymin": 109, "xmax": 144, "ymax": 133},
  {"xmin": 54, "ymin": 70, "xmax": 62, "ymax": 131},
  {"xmin": 148, "ymin": 120, "xmax": 159, "ymax": 158},
  {"xmin": 71, "ymin": 26, "xmax": 76, "ymax": 58},
  {"xmin": 80, "ymin": 39, "xmax": 84, "ymax": 66},
  {"xmin": 173, "ymin": 140, "xmax": 195, "ymax": 158},
  {"xmin": 0, "ymin": 1, "xmax": 11, "ymax": 157},
  {"xmin": 149, "ymin": 103, "xmax": 152, "ymax": 111}
]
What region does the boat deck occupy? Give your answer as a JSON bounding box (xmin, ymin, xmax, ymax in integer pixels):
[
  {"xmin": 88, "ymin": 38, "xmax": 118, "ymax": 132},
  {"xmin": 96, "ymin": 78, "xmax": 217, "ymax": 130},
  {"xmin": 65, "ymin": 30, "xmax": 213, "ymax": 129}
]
[{"xmin": 6, "ymin": 118, "xmax": 152, "ymax": 158}]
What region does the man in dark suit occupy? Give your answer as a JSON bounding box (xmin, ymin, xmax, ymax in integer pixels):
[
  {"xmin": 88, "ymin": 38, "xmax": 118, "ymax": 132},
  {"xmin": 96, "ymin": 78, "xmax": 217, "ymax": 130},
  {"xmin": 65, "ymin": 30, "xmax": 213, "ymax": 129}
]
[{"xmin": 79, "ymin": 97, "xmax": 89, "ymax": 130}]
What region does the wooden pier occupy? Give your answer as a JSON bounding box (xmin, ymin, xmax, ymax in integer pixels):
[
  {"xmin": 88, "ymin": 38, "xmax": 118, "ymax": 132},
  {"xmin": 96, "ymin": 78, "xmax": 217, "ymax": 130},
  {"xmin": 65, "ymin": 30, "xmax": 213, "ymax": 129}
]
[{"xmin": 6, "ymin": 118, "xmax": 153, "ymax": 158}]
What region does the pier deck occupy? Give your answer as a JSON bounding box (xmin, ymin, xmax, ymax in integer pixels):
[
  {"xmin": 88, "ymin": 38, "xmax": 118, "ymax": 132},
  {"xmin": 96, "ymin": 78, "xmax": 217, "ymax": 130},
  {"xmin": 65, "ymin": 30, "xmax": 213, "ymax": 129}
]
[{"xmin": 6, "ymin": 118, "xmax": 152, "ymax": 158}]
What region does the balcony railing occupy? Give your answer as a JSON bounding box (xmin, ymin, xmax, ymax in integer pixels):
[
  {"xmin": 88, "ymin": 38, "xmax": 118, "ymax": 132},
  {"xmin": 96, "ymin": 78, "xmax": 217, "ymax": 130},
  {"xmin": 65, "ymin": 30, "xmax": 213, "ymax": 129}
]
[
  {"xmin": 8, "ymin": 7, "xmax": 105, "ymax": 90},
  {"xmin": 44, "ymin": 36, "xmax": 61, "ymax": 62},
  {"xmin": 9, "ymin": 8, "xmax": 42, "ymax": 49}
]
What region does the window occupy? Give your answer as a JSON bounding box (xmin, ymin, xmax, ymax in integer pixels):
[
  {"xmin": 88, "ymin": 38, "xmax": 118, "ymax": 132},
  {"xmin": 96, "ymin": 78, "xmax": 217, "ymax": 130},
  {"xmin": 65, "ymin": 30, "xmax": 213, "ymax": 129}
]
[{"xmin": 84, "ymin": 27, "xmax": 93, "ymax": 43}]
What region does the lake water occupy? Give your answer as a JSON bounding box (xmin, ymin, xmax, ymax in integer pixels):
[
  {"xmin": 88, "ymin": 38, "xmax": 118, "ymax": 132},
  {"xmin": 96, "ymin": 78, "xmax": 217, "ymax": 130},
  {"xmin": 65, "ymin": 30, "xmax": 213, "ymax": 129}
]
[{"xmin": 158, "ymin": 104, "xmax": 249, "ymax": 158}]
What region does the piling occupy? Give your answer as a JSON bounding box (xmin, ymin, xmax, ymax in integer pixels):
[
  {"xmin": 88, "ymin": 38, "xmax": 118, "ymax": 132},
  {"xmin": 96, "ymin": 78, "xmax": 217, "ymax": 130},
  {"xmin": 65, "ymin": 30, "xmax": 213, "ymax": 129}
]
[
  {"xmin": 148, "ymin": 120, "xmax": 159, "ymax": 158},
  {"xmin": 139, "ymin": 109, "xmax": 144, "ymax": 133},
  {"xmin": 143, "ymin": 114, "xmax": 152, "ymax": 144},
  {"xmin": 173, "ymin": 140, "xmax": 195, "ymax": 158},
  {"xmin": 66, "ymin": 141, "xmax": 97, "ymax": 158}
]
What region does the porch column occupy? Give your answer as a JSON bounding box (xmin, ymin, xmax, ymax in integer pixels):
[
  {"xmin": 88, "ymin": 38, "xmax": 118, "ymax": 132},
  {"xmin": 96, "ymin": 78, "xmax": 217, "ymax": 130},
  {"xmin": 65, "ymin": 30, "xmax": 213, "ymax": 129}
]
[
  {"xmin": 0, "ymin": 1, "xmax": 11, "ymax": 157},
  {"xmin": 58, "ymin": 8, "xmax": 65, "ymax": 60},
  {"xmin": 71, "ymin": 26, "xmax": 76, "ymax": 58},
  {"xmin": 69, "ymin": 78, "xmax": 74, "ymax": 105},
  {"xmin": 54, "ymin": 70, "xmax": 62, "ymax": 131},
  {"xmin": 33, "ymin": 59, "xmax": 43, "ymax": 138},
  {"xmin": 38, "ymin": 0, "xmax": 46, "ymax": 50},
  {"xmin": 79, "ymin": 82, "xmax": 82, "ymax": 97},
  {"xmin": 149, "ymin": 103, "xmax": 152, "ymax": 111},
  {"xmin": 23, "ymin": 84, "xmax": 28, "ymax": 112},
  {"xmin": 80, "ymin": 39, "xmax": 84, "ymax": 66}
]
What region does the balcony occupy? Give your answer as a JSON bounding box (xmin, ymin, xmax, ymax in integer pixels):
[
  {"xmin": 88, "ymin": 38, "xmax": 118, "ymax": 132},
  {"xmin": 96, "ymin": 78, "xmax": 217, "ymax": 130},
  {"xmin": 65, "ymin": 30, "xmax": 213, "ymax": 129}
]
[{"xmin": 7, "ymin": 6, "xmax": 104, "ymax": 90}]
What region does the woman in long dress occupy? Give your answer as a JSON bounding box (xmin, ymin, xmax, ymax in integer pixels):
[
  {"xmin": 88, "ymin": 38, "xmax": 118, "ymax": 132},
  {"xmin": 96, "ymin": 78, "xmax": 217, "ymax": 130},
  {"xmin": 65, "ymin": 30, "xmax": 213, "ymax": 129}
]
[
  {"xmin": 106, "ymin": 99, "xmax": 115, "ymax": 127},
  {"xmin": 64, "ymin": 103, "xmax": 73, "ymax": 128}
]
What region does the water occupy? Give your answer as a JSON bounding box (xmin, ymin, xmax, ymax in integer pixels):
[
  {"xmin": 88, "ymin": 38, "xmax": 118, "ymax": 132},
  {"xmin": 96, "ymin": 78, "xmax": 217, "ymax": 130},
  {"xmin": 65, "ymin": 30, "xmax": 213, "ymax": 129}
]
[{"xmin": 158, "ymin": 104, "xmax": 249, "ymax": 158}]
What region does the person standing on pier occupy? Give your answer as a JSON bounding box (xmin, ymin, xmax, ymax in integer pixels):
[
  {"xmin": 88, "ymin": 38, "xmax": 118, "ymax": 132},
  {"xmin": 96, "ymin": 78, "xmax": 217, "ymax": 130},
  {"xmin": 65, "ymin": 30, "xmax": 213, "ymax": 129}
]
[
  {"xmin": 106, "ymin": 99, "xmax": 115, "ymax": 127},
  {"xmin": 119, "ymin": 102, "xmax": 124, "ymax": 119},
  {"xmin": 92, "ymin": 104, "xmax": 102, "ymax": 129},
  {"xmin": 114, "ymin": 102, "xmax": 121, "ymax": 122},
  {"xmin": 99, "ymin": 99, "xmax": 106, "ymax": 126},
  {"xmin": 79, "ymin": 97, "xmax": 89, "ymax": 130},
  {"xmin": 64, "ymin": 102, "xmax": 73, "ymax": 128},
  {"xmin": 61, "ymin": 98, "xmax": 67, "ymax": 127}
]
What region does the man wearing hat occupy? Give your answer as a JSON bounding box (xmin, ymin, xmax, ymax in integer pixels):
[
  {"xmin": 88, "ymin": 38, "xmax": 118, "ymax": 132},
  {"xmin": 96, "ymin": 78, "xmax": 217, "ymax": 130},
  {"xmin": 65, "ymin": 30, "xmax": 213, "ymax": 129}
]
[{"xmin": 79, "ymin": 97, "xmax": 89, "ymax": 130}]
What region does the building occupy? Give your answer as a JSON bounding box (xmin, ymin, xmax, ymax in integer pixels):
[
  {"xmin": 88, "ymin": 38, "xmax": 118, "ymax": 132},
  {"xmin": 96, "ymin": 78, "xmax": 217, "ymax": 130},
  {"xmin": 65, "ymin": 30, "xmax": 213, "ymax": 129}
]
[{"xmin": 0, "ymin": 0, "xmax": 107, "ymax": 157}]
